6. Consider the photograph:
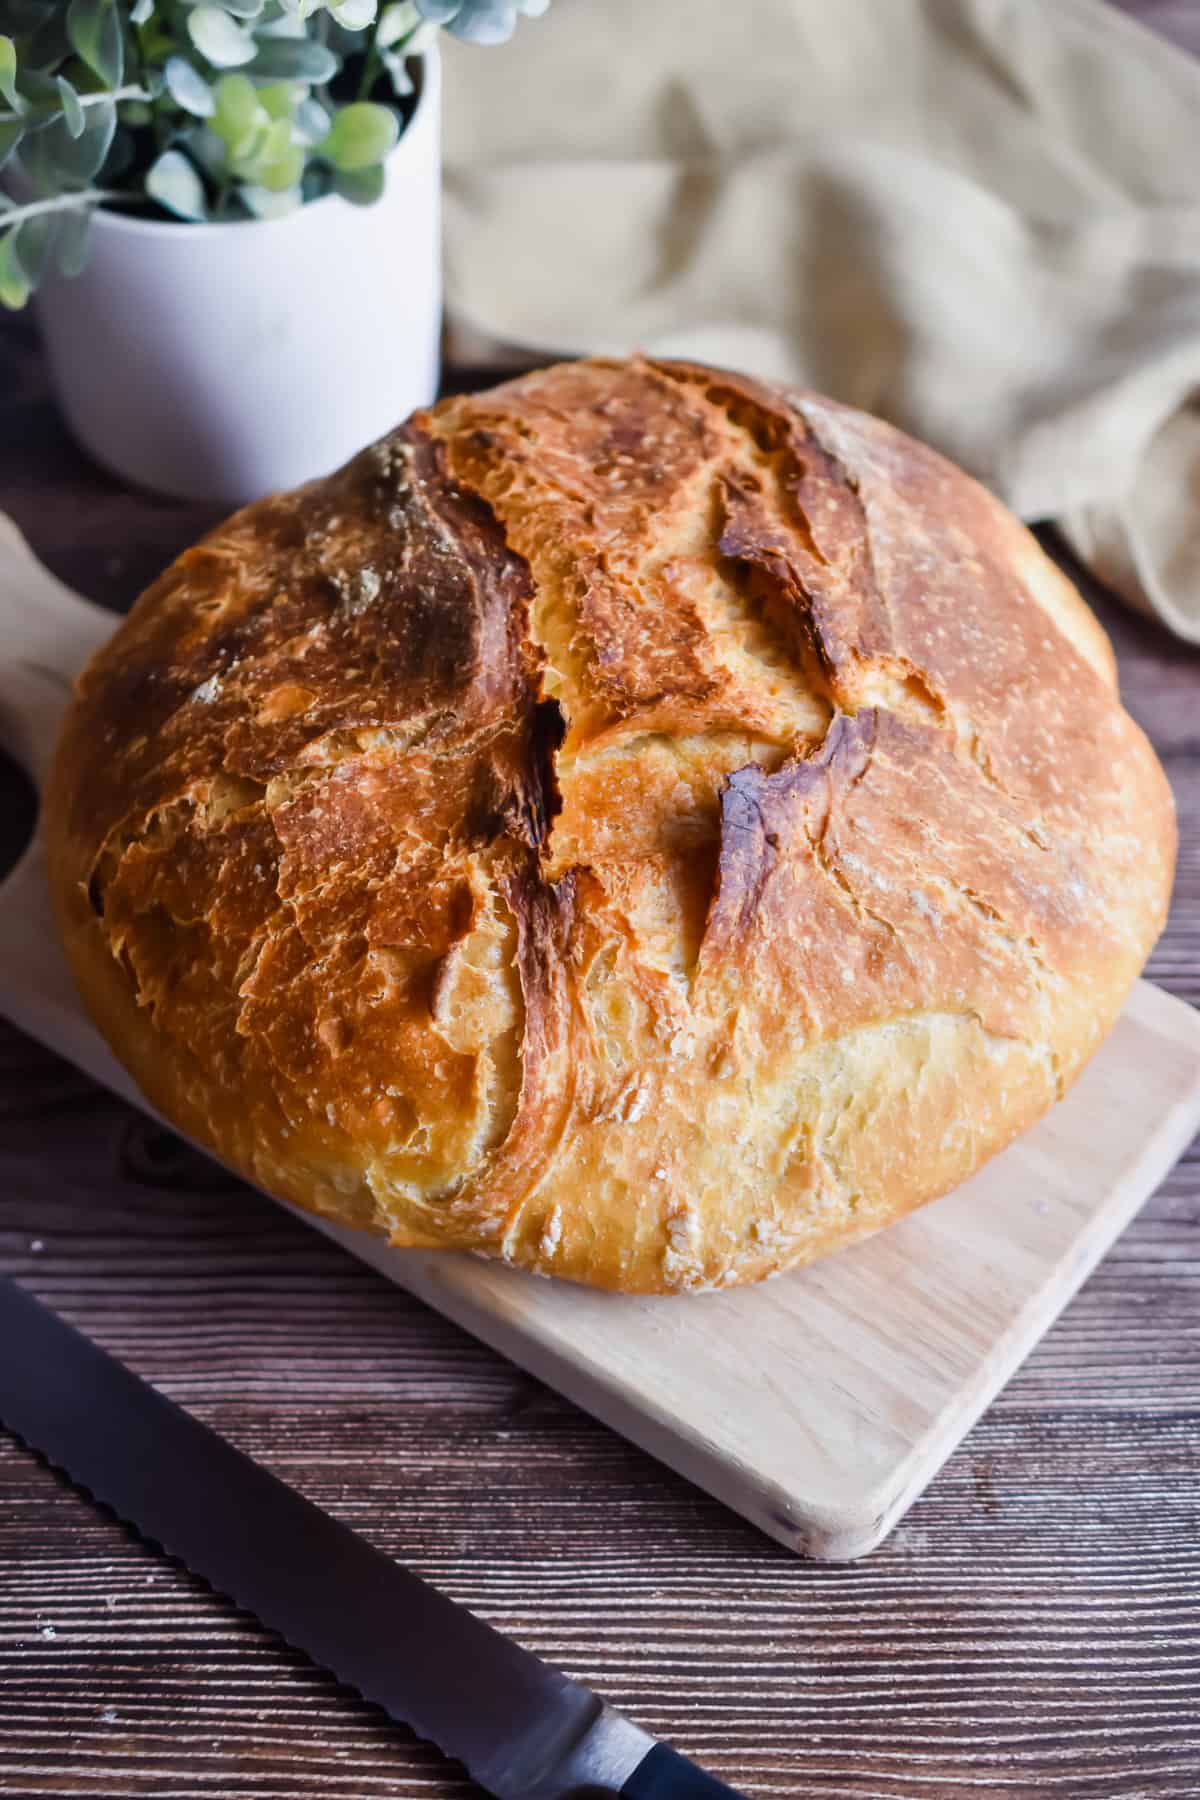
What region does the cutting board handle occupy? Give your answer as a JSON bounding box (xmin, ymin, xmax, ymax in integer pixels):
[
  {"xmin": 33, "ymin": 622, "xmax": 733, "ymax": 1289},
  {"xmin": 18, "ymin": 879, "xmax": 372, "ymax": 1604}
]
[{"xmin": 0, "ymin": 513, "xmax": 115, "ymax": 790}]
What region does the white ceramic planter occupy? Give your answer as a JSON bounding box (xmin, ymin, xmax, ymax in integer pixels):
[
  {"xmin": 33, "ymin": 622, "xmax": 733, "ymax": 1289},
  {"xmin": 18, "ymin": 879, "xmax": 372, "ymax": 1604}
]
[{"xmin": 33, "ymin": 49, "xmax": 441, "ymax": 506}]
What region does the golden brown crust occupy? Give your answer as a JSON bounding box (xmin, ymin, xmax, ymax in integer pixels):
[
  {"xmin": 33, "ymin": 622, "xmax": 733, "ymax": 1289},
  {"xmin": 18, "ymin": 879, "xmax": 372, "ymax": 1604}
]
[{"xmin": 45, "ymin": 358, "xmax": 1176, "ymax": 1292}]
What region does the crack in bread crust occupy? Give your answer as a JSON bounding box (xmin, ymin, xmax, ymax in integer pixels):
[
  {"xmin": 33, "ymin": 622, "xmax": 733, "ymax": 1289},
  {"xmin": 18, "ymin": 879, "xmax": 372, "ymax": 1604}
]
[{"xmin": 46, "ymin": 357, "xmax": 1175, "ymax": 1292}]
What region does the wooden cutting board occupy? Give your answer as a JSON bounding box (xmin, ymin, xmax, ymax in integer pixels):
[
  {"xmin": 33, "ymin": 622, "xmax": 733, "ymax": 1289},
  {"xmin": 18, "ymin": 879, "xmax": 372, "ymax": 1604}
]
[{"xmin": 2, "ymin": 512, "xmax": 1198, "ymax": 1561}]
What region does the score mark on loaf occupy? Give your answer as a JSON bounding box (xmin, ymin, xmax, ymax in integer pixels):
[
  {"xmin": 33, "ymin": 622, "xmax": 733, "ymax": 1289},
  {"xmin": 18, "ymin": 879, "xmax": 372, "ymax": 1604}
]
[{"xmin": 44, "ymin": 358, "xmax": 1175, "ymax": 1293}]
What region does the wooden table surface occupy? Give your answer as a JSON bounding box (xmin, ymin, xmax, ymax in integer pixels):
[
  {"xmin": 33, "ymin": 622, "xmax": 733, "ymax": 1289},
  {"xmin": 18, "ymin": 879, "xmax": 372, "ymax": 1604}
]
[{"xmin": 2, "ymin": 13, "xmax": 1199, "ymax": 1792}]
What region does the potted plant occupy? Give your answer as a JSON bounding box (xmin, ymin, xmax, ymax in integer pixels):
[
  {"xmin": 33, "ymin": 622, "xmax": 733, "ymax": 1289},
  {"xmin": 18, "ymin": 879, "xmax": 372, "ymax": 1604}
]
[{"xmin": 0, "ymin": 1, "xmax": 546, "ymax": 503}]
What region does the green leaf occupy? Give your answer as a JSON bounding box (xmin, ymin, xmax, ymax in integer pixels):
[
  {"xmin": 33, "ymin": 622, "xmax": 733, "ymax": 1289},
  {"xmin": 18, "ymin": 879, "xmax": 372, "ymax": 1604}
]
[
  {"xmin": 333, "ymin": 163, "xmax": 384, "ymax": 205},
  {"xmin": 12, "ymin": 212, "xmax": 54, "ymax": 285},
  {"xmin": 104, "ymin": 123, "xmax": 136, "ymax": 180},
  {"xmin": 248, "ymin": 37, "xmax": 340, "ymax": 81},
  {"xmin": 17, "ymin": 70, "xmax": 60, "ymax": 109},
  {"xmin": 294, "ymin": 95, "xmax": 330, "ymax": 144},
  {"xmin": 255, "ymin": 7, "xmax": 307, "ymax": 38},
  {"xmin": 0, "ymin": 36, "xmax": 20, "ymax": 112},
  {"xmin": 55, "ymin": 205, "xmax": 92, "ymax": 277},
  {"xmin": 145, "ymin": 147, "xmax": 208, "ymax": 219},
  {"xmin": 187, "ymin": 6, "xmax": 257, "ymax": 68},
  {"xmin": 381, "ymin": 48, "xmax": 413, "ymax": 97},
  {"xmin": 377, "ymin": 4, "xmax": 419, "ymax": 49},
  {"xmin": 179, "ymin": 122, "xmax": 227, "ymax": 181},
  {"xmin": 257, "ymin": 81, "xmax": 298, "ymax": 120},
  {"xmin": 320, "ymin": 101, "xmax": 398, "ymax": 172},
  {"xmin": 230, "ymin": 110, "xmax": 273, "ymax": 169},
  {"xmin": 29, "ymin": 93, "xmax": 117, "ymax": 185},
  {"xmin": 0, "ymin": 231, "xmax": 32, "ymax": 309},
  {"xmin": 23, "ymin": 10, "xmax": 72, "ymax": 74},
  {"xmin": 223, "ymin": 112, "xmax": 300, "ymax": 187},
  {"xmin": 240, "ymin": 180, "xmax": 302, "ymax": 219},
  {"xmin": 251, "ymin": 113, "xmax": 292, "ymax": 160},
  {"xmin": 211, "ymin": 71, "xmax": 259, "ymax": 150},
  {"xmin": 164, "ymin": 54, "xmax": 215, "ymax": 117},
  {"xmin": 328, "ymin": 0, "xmax": 377, "ymax": 27},
  {"xmin": 13, "ymin": 134, "xmax": 51, "ymax": 196},
  {"xmin": 256, "ymin": 136, "xmax": 303, "ymax": 190},
  {"xmin": 56, "ymin": 76, "xmax": 85, "ymax": 139},
  {"xmin": 0, "ymin": 118, "xmax": 23, "ymax": 171},
  {"xmin": 66, "ymin": 0, "xmax": 124, "ymax": 89}
]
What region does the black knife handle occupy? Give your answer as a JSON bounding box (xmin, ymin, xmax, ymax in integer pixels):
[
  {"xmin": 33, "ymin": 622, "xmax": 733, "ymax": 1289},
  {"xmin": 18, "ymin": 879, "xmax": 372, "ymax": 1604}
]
[{"xmin": 619, "ymin": 1742, "xmax": 749, "ymax": 1799}]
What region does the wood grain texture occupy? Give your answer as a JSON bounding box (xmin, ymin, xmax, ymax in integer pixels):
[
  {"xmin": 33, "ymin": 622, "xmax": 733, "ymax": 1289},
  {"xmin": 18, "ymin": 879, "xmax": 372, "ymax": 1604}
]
[{"xmin": 2, "ymin": 4, "xmax": 1200, "ymax": 1779}]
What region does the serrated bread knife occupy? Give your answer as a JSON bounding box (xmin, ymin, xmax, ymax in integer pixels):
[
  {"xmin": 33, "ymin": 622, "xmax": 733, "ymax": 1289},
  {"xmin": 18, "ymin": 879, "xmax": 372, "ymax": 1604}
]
[{"xmin": 0, "ymin": 1277, "xmax": 744, "ymax": 1799}]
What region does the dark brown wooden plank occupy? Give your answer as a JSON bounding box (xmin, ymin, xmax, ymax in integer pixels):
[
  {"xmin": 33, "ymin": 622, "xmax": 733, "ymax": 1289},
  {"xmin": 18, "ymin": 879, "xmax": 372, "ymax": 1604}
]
[{"xmin": 2, "ymin": 5, "xmax": 1199, "ymax": 1784}]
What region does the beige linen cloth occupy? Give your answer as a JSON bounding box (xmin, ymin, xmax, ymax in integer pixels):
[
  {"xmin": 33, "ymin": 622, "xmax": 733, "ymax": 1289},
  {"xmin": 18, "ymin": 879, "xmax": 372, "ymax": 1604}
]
[{"xmin": 439, "ymin": 0, "xmax": 1200, "ymax": 642}]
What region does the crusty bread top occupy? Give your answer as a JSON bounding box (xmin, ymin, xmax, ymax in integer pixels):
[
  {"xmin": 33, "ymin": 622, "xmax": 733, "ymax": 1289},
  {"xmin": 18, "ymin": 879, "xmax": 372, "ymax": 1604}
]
[{"xmin": 46, "ymin": 358, "xmax": 1174, "ymax": 1291}]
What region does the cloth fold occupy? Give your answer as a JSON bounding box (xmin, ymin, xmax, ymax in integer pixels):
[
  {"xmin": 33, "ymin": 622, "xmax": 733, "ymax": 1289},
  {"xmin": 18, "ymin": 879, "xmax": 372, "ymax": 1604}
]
[{"xmin": 439, "ymin": 0, "xmax": 1200, "ymax": 641}]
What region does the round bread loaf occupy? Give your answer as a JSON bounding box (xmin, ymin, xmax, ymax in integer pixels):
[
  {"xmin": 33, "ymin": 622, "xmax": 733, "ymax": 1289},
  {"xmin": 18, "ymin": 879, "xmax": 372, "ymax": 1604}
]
[{"xmin": 46, "ymin": 358, "xmax": 1175, "ymax": 1293}]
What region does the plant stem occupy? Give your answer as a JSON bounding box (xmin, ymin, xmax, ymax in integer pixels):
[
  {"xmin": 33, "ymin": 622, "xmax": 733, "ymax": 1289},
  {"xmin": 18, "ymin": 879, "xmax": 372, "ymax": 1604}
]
[
  {"xmin": 316, "ymin": 6, "xmax": 334, "ymax": 111},
  {"xmin": 0, "ymin": 84, "xmax": 153, "ymax": 125},
  {"xmin": 0, "ymin": 189, "xmax": 135, "ymax": 229},
  {"xmin": 356, "ymin": 25, "xmax": 382, "ymax": 100}
]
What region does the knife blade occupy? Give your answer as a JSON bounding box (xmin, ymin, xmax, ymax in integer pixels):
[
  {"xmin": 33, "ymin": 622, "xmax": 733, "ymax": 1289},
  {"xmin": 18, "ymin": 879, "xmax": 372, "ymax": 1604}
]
[{"xmin": 0, "ymin": 1276, "xmax": 746, "ymax": 1799}]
